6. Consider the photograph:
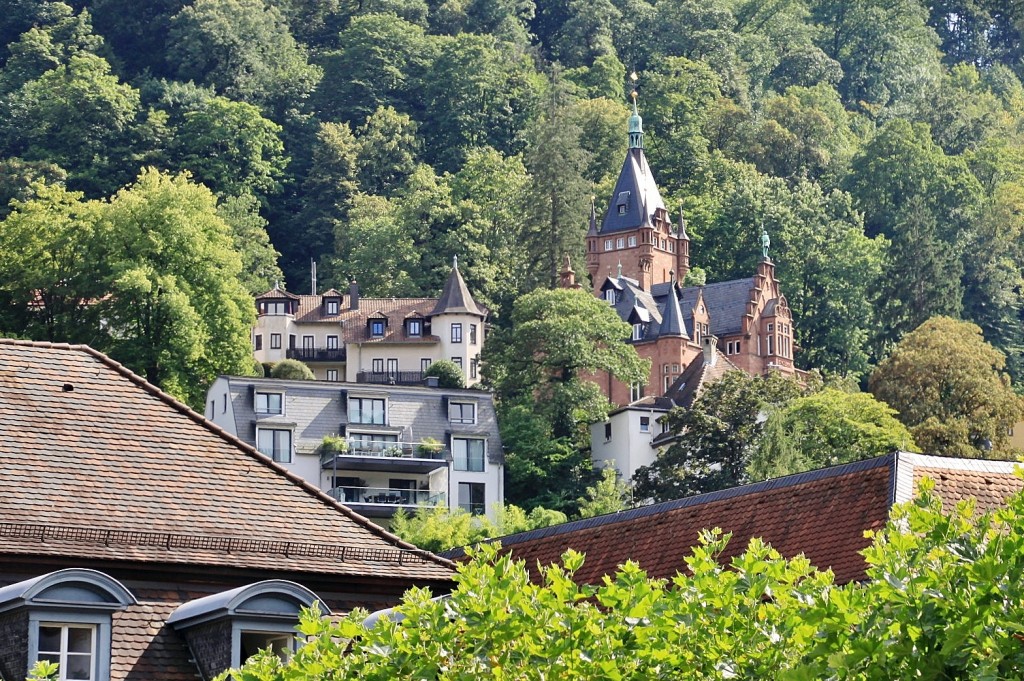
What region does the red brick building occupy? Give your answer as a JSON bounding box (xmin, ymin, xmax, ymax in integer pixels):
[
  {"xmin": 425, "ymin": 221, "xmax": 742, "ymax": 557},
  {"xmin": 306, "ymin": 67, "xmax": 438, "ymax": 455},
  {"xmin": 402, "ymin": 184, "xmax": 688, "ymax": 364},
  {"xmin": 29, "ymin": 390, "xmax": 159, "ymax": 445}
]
[{"xmin": 577, "ymin": 103, "xmax": 796, "ymax": 405}]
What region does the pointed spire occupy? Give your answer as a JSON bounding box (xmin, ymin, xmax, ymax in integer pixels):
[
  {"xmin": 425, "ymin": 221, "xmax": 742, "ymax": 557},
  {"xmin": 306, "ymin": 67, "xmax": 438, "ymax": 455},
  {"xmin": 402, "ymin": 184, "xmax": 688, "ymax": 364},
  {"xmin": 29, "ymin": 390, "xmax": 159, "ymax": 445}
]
[
  {"xmin": 628, "ymin": 72, "xmax": 644, "ymax": 149},
  {"xmin": 430, "ymin": 258, "xmax": 482, "ymax": 316},
  {"xmin": 587, "ymin": 196, "xmax": 598, "ymax": 236},
  {"xmin": 678, "ymin": 205, "xmax": 689, "ymax": 239},
  {"xmin": 658, "ymin": 271, "xmax": 688, "ymax": 338}
]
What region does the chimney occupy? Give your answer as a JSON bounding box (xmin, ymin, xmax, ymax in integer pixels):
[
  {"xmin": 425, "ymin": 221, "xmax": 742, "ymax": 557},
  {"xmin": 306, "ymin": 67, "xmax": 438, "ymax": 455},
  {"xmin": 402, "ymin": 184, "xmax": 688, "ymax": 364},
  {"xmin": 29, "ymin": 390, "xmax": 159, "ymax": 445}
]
[
  {"xmin": 349, "ymin": 280, "xmax": 360, "ymax": 310},
  {"xmin": 702, "ymin": 334, "xmax": 718, "ymax": 365}
]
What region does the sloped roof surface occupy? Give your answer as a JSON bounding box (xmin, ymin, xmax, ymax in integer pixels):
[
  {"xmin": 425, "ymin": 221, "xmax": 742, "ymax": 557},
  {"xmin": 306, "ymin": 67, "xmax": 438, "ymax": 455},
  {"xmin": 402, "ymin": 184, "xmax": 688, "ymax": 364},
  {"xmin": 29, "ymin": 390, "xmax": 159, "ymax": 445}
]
[
  {"xmin": 663, "ymin": 351, "xmax": 742, "ymax": 411},
  {"xmin": 446, "ymin": 454, "xmax": 1023, "ymax": 587},
  {"xmin": 0, "ymin": 340, "xmax": 453, "ymax": 581},
  {"xmin": 600, "ymin": 148, "xmax": 666, "ymax": 234},
  {"xmin": 689, "ymin": 279, "xmax": 755, "ymax": 336},
  {"xmin": 431, "ymin": 265, "xmax": 484, "ymax": 316}
]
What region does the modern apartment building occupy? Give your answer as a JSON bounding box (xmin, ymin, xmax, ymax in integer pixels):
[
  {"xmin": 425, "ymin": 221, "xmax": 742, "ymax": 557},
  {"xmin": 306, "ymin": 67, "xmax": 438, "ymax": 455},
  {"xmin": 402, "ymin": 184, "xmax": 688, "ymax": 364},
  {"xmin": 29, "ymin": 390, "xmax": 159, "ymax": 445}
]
[
  {"xmin": 206, "ymin": 375, "xmax": 504, "ymax": 524},
  {"xmin": 252, "ymin": 260, "xmax": 486, "ymax": 386}
]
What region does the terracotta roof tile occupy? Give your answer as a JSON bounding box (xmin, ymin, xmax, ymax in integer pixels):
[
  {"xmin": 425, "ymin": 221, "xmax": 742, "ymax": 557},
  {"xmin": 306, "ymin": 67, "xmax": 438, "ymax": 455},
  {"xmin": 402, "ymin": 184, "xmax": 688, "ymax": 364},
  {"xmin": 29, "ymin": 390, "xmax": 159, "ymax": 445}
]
[
  {"xmin": 0, "ymin": 339, "xmax": 454, "ymax": 581},
  {"xmin": 450, "ymin": 454, "xmax": 1024, "ymax": 587}
]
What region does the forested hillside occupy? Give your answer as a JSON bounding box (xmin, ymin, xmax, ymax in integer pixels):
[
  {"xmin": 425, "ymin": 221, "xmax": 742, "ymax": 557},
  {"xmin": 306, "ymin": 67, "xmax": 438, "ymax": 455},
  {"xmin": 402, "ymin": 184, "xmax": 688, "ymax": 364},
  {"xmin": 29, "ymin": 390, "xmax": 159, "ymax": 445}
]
[{"xmin": 2, "ymin": 0, "xmax": 1023, "ymax": 387}]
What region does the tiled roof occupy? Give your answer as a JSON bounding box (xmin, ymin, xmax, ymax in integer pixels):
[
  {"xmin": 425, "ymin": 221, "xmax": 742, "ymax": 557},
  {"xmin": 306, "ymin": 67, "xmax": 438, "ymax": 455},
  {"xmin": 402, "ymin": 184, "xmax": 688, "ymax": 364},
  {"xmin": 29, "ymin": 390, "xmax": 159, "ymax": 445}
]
[
  {"xmin": 446, "ymin": 453, "xmax": 1022, "ymax": 586},
  {"xmin": 689, "ymin": 278, "xmax": 755, "ymax": 336},
  {"xmin": 111, "ymin": 598, "xmax": 194, "ymax": 681},
  {"xmin": 0, "ymin": 339, "xmax": 454, "ymax": 582},
  {"xmin": 430, "ymin": 264, "xmax": 484, "ymax": 316},
  {"xmin": 664, "ymin": 350, "xmax": 742, "ymax": 410}
]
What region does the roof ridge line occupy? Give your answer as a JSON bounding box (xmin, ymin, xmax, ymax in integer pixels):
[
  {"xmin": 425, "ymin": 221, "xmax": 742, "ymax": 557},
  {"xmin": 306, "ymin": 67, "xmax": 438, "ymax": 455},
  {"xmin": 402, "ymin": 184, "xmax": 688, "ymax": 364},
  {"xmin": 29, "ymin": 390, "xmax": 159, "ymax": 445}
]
[
  {"xmin": 2, "ymin": 339, "xmax": 453, "ymax": 570},
  {"xmin": 466, "ymin": 454, "xmax": 897, "ymax": 554}
]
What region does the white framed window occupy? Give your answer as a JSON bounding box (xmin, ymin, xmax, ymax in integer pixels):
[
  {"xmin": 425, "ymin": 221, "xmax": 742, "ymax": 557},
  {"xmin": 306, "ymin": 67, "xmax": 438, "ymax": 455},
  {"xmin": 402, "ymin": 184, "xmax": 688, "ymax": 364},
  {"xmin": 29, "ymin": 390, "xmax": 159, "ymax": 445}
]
[
  {"xmin": 256, "ymin": 428, "xmax": 292, "ymax": 463},
  {"xmin": 630, "ymin": 383, "xmax": 643, "ymax": 402},
  {"xmin": 628, "ymin": 235, "xmax": 637, "ymax": 247},
  {"xmin": 605, "ymin": 289, "xmax": 616, "ymax": 304},
  {"xmin": 349, "ymin": 397, "xmax": 386, "ymax": 424},
  {"xmin": 616, "ymin": 237, "xmax": 625, "ymax": 249},
  {"xmin": 451, "ymin": 323, "xmax": 463, "ymax": 343},
  {"xmin": 37, "ymin": 623, "xmax": 96, "ymax": 681},
  {"xmin": 241, "ymin": 631, "xmax": 295, "ymax": 663},
  {"xmin": 370, "ymin": 319, "xmax": 385, "ymax": 337},
  {"xmin": 767, "ymin": 323, "xmax": 774, "ymax": 333},
  {"xmin": 449, "ymin": 402, "xmax": 476, "ymax": 424},
  {"xmin": 407, "ymin": 319, "xmax": 422, "ymax": 337},
  {"xmin": 767, "ymin": 335, "xmax": 775, "ymax": 356},
  {"xmin": 326, "ymin": 335, "xmax": 339, "ymax": 350},
  {"xmin": 263, "ymin": 302, "xmax": 286, "ymax": 315},
  {"xmin": 604, "ymin": 239, "xmax": 613, "ymax": 251},
  {"xmin": 452, "ymin": 357, "xmax": 463, "ymax": 369},
  {"xmin": 640, "ymin": 416, "xmax": 651, "ymax": 433},
  {"xmin": 617, "ymin": 204, "xmax": 626, "ymax": 215},
  {"xmin": 632, "ymin": 323, "xmax": 644, "ymax": 341},
  {"xmin": 255, "ymin": 392, "xmax": 282, "ymax": 415},
  {"xmin": 372, "ymin": 358, "xmax": 384, "ymax": 373},
  {"xmin": 386, "ymin": 358, "xmax": 398, "ymax": 375},
  {"xmin": 270, "ymin": 333, "xmax": 282, "ymax": 349},
  {"xmin": 326, "ymin": 369, "xmax": 339, "ymax": 381},
  {"xmin": 421, "ymin": 358, "xmax": 432, "ymax": 372},
  {"xmin": 453, "ymin": 438, "xmax": 485, "ymax": 472},
  {"xmin": 326, "ymin": 299, "xmax": 339, "ymax": 315}
]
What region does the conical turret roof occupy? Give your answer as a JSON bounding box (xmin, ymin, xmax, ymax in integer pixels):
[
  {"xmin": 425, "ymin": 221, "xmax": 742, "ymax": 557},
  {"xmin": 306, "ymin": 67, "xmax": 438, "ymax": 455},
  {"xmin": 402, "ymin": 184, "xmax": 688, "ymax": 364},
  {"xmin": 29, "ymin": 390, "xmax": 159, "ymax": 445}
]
[{"xmin": 430, "ymin": 258, "xmax": 483, "ymax": 316}]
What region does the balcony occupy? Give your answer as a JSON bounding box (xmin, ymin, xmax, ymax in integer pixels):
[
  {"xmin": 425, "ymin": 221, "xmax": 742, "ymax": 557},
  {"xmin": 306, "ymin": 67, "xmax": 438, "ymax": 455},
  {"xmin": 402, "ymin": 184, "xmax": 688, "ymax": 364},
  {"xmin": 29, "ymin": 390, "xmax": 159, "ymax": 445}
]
[
  {"xmin": 328, "ymin": 486, "xmax": 446, "ymax": 518},
  {"xmin": 320, "ymin": 440, "xmax": 449, "ymax": 474},
  {"xmin": 286, "ymin": 347, "xmax": 346, "ymax": 362},
  {"xmin": 356, "ymin": 371, "xmax": 426, "ymax": 385}
]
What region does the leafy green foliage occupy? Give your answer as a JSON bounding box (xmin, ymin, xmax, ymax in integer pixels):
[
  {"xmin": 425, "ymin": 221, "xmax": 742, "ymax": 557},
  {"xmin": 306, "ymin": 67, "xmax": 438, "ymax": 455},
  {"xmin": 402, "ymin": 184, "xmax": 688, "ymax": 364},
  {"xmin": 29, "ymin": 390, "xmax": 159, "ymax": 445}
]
[
  {"xmin": 227, "ymin": 479, "xmax": 1024, "ymax": 680},
  {"xmin": 423, "ymin": 359, "xmax": 465, "ymax": 389},
  {"xmin": 577, "ymin": 464, "xmax": 630, "ymax": 518},
  {"xmin": 869, "ymin": 316, "xmax": 1024, "ymax": 457},
  {"xmin": 391, "ymin": 503, "xmax": 566, "ymax": 552},
  {"xmin": 269, "ymin": 359, "xmax": 314, "ymax": 380}
]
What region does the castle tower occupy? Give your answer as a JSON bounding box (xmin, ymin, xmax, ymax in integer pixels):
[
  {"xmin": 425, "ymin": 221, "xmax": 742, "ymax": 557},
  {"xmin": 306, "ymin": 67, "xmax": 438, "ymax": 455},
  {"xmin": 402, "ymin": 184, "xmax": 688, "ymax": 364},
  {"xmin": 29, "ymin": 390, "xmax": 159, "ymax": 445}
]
[{"xmin": 586, "ymin": 90, "xmax": 690, "ymax": 294}]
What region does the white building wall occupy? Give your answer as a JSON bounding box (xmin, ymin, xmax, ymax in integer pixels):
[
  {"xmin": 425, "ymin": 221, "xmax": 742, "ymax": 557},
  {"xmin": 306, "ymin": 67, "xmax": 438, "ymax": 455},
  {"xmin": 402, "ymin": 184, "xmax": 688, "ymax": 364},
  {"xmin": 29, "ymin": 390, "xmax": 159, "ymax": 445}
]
[
  {"xmin": 591, "ymin": 407, "xmax": 667, "ymax": 481},
  {"xmin": 434, "ymin": 312, "xmax": 485, "ymax": 386}
]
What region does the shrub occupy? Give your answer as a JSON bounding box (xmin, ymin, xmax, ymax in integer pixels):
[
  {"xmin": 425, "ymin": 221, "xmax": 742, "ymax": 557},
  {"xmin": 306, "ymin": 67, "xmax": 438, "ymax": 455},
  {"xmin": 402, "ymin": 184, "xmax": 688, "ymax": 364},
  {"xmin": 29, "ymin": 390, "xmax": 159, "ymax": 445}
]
[
  {"xmin": 424, "ymin": 359, "xmax": 465, "ymax": 388},
  {"xmin": 269, "ymin": 359, "xmax": 314, "ymax": 380}
]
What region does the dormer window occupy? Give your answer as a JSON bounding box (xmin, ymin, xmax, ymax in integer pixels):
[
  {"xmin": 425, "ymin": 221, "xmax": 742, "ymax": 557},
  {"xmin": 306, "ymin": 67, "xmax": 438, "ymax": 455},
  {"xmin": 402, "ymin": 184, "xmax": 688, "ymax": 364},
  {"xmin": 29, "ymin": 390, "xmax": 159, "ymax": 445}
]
[
  {"xmin": 407, "ymin": 319, "xmax": 423, "ymax": 337},
  {"xmin": 605, "ymin": 289, "xmax": 616, "ymax": 304},
  {"xmin": 369, "ymin": 319, "xmax": 386, "ymax": 337},
  {"xmin": 326, "ymin": 299, "xmax": 339, "ymax": 315},
  {"xmin": 263, "ymin": 301, "xmax": 286, "ymax": 315},
  {"xmin": 616, "ymin": 191, "xmax": 630, "ymax": 215},
  {"xmin": 632, "ymin": 323, "xmax": 644, "ymax": 341}
]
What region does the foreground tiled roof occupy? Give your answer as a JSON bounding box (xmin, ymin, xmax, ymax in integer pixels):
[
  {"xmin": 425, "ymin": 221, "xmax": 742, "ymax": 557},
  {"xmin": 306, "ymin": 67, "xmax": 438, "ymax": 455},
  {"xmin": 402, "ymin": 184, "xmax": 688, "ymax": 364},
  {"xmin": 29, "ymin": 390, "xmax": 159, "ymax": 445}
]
[
  {"xmin": 0, "ymin": 339, "xmax": 454, "ymax": 582},
  {"xmin": 446, "ymin": 453, "xmax": 1021, "ymax": 586}
]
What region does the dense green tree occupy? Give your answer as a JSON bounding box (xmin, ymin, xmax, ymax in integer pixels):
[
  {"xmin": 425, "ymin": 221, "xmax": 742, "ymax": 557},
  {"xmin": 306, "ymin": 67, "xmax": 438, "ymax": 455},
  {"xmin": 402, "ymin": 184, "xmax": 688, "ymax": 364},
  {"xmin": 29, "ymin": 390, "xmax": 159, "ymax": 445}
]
[
  {"xmin": 522, "ymin": 70, "xmax": 592, "ymax": 286},
  {"xmin": 0, "ymin": 157, "xmax": 66, "ymax": 220},
  {"xmin": 869, "ymin": 316, "xmax": 1024, "ymax": 457},
  {"xmin": 0, "ymin": 53, "xmax": 145, "ymax": 195},
  {"xmin": 423, "ymin": 358, "xmax": 466, "ymax": 389},
  {"xmin": 0, "ymin": 3, "xmax": 104, "ymax": 95},
  {"xmin": 269, "ymin": 358, "xmax": 315, "ymax": 380},
  {"xmin": 633, "ymin": 371, "xmax": 805, "ymax": 502},
  {"xmin": 577, "ymin": 465, "xmax": 631, "ymax": 517},
  {"xmin": 168, "ymin": 96, "xmax": 288, "ymax": 201},
  {"xmin": 749, "ymin": 388, "xmax": 917, "ymax": 481},
  {"xmin": 569, "ymin": 96, "xmax": 629, "ymax": 199},
  {"xmin": 327, "ymin": 193, "xmax": 419, "ymax": 296},
  {"xmin": 87, "ymin": 0, "xmax": 185, "ymax": 78},
  {"xmin": 0, "ymin": 182, "xmax": 107, "ymax": 343},
  {"xmin": 99, "ymin": 169, "xmax": 256, "ymax": 405},
  {"xmin": 167, "ymin": 0, "xmax": 321, "ymax": 114},
  {"xmin": 485, "ymin": 287, "xmax": 649, "ymax": 512},
  {"xmin": 552, "ymin": 0, "xmax": 620, "ymax": 68},
  {"xmin": 216, "ymin": 192, "xmax": 284, "ymax": 294},
  {"xmin": 313, "ymin": 14, "xmax": 435, "ymax": 125},
  {"xmin": 391, "ymin": 503, "xmax": 565, "ymax": 552},
  {"xmin": 354, "ymin": 106, "xmax": 421, "ymax": 197}
]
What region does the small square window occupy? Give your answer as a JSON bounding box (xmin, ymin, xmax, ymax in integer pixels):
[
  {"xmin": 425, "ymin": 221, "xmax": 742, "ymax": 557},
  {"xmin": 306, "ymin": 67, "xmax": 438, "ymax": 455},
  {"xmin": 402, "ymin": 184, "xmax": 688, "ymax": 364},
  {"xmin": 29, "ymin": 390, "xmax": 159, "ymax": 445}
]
[
  {"xmin": 604, "ymin": 239, "xmax": 613, "ymax": 251},
  {"xmin": 628, "ymin": 235, "xmax": 637, "ymax": 247},
  {"xmin": 38, "ymin": 623, "xmax": 96, "ymax": 681},
  {"xmin": 449, "ymin": 402, "xmax": 476, "ymax": 424},
  {"xmin": 640, "ymin": 416, "xmax": 650, "ymax": 432},
  {"xmin": 370, "ymin": 319, "xmax": 385, "ymax": 337},
  {"xmin": 270, "ymin": 334, "xmax": 281, "ymax": 349},
  {"xmin": 618, "ymin": 205, "xmax": 626, "ymax": 215},
  {"xmin": 326, "ymin": 300, "xmax": 339, "ymax": 315},
  {"xmin": 451, "ymin": 323, "xmax": 463, "ymax": 343},
  {"xmin": 458, "ymin": 482, "xmax": 486, "ymax": 515},
  {"xmin": 616, "ymin": 237, "xmax": 625, "ymax": 249},
  {"xmin": 407, "ymin": 319, "xmax": 422, "ymax": 337},
  {"xmin": 349, "ymin": 397, "xmax": 386, "ymax": 425},
  {"xmin": 326, "ymin": 369, "xmax": 339, "ymax": 381},
  {"xmin": 257, "ymin": 428, "xmax": 292, "ymax": 463},
  {"xmin": 452, "ymin": 356, "xmax": 463, "ymax": 369}
]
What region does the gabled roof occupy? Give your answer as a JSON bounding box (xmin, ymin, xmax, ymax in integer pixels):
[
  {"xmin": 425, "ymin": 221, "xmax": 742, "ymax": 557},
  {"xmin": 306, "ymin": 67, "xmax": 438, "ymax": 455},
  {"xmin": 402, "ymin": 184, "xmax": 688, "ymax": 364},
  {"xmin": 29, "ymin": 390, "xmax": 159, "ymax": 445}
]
[
  {"xmin": 444, "ymin": 453, "xmax": 1022, "ymax": 586},
  {"xmin": 0, "ymin": 339, "xmax": 454, "ymax": 582},
  {"xmin": 600, "ymin": 148, "xmax": 666, "ymax": 235},
  {"xmin": 690, "ymin": 278, "xmax": 755, "ymax": 336},
  {"xmin": 255, "ymin": 286, "xmax": 300, "ymax": 301},
  {"xmin": 430, "ymin": 263, "xmax": 484, "ymax": 317},
  {"xmin": 663, "ymin": 351, "xmax": 741, "ymax": 411}
]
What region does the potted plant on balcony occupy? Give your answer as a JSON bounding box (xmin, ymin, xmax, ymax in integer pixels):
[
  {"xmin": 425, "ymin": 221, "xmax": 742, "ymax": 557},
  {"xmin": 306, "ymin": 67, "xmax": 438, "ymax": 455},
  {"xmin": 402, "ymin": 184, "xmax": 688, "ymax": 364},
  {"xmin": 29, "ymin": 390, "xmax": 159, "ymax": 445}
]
[
  {"xmin": 418, "ymin": 437, "xmax": 443, "ymax": 458},
  {"xmin": 320, "ymin": 435, "xmax": 348, "ymax": 455}
]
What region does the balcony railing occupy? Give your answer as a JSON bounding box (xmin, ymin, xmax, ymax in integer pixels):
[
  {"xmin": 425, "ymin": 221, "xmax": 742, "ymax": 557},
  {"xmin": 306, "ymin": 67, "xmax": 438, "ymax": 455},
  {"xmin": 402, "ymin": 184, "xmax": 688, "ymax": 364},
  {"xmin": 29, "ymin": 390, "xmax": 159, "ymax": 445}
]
[
  {"xmin": 320, "ymin": 440, "xmax": 448, "ymax": 466},
  {"xmin": 286, "ymin": 347, "xmax": 346, "ymax": 362},
  {"xmin": 356, "ymin": 371, "xmax": 425, "ymax": 385},
  {"xmin": 328, "ymin": 486, "xmax": 446, "ymax": 507}
]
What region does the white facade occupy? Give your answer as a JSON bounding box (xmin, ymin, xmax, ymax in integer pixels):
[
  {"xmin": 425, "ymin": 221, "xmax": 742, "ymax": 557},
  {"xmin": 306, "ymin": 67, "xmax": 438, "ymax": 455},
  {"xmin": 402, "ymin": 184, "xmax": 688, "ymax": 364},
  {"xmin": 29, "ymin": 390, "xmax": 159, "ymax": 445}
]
[
  {"xmin": 591, "ymin": 403, "xmax": 670, "ymax": 481},
  {"xmin": 206, "ymin": 376, "xmax": 504, "ymax": 525}
]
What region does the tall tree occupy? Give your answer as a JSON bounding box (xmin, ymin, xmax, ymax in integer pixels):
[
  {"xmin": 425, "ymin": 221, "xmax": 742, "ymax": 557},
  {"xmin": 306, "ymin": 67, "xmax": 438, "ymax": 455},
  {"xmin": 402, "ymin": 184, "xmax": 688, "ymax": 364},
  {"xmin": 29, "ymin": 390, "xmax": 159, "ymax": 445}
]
[
  {"xmin": 484, "ymin": 287, "xmax": 649, "ymax": 512},
  {"xmin": 869, "ymin": 316, "xmax": 1024, "ymax": 458},
  {"xmin": 633, "ymin": 371, "xmax": 804, "ymax": 502},
  {"xmin": 100, "ymin": 169, "xmax": 256, "ymax": 406},
  {"xmin": 354, "ymin": 105, "xmax": 421, "ymax": 197}
]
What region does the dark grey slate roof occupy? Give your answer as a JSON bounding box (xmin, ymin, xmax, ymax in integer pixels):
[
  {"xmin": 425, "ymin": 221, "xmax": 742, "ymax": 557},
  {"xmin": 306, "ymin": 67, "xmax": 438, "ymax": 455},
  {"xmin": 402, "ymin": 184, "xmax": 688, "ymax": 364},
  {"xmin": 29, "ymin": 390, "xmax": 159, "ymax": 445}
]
[
  {"xmin": 657, "ymin": 281, "xmax": 687, "ymax": 338},
  {"xmin": 599, "ymin": 148, "xmax": 666, "ymax": 235},
  {"xmin": 430, "ymin": 265, "xmax": 483, "ymax": 317},
  {"xmin": 688, "ymin": 278, "xmax": 754, "ymax": 336}
]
